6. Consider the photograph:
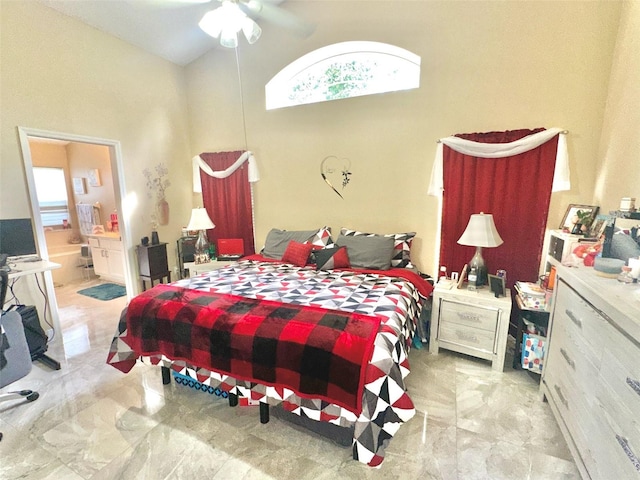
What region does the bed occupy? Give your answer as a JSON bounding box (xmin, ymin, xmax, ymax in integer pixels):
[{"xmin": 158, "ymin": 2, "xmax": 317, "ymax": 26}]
[{"xmin": 107, "ymin": 227, "xmax": 433, "ymax": 467}]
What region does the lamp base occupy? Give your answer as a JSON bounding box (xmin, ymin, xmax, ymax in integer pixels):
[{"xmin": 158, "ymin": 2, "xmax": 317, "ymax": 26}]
[
  {"xmin": 469, "ymin": 247, "xmax": 488, "ymax": 287},
  {"xmin": 194, "ymin": 229, "xmax": 211, "ymax": 264}
]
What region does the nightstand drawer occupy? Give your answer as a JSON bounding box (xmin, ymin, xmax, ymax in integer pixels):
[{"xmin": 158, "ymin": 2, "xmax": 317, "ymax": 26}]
[
  {"xmin": 439, "ymin": 299, "xmax": 499, "ymax": 332},
  {"xmin": 438, "ymin": 321, "xmax": 496, "ymax": 353}
]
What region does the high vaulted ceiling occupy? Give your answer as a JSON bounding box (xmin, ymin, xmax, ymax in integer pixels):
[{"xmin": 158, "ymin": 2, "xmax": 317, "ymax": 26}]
[{"xmin": 36, "ymin": 0, "xmax": 299, "ymax": 66}]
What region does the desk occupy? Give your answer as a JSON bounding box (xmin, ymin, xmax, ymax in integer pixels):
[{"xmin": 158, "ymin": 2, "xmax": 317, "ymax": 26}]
[
  {"xmin": 6, "ymin": 260, "xmax": 62, "ymax": 370},
  {"xmin": 7, "ymin": 260, "xmax": 61, "ymax": 280}
]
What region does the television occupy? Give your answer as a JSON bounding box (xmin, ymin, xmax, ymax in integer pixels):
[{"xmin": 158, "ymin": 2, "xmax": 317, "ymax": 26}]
[{"xmin": 0, "ymin": 218, "xmax": 38, "ymax": 258}]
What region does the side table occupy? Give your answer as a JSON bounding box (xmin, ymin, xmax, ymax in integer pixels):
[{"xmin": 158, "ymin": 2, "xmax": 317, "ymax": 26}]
[
  {"xmin": 512, "ymin": 294, "xmax": 549, "ymax": 370},
  {"xmin": 136, "ymin": 242, "xmax": 171, "ymax": 291},
  {"xmin": 429, "ymin": 282, "xmax": 512, "ymax": 372},
  {"xmin": 183, "ymin": 260, "xmax": 233, "ymax": 277}
]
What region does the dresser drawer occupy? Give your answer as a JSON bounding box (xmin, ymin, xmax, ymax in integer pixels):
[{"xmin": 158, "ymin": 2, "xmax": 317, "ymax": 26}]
[
  {"xmin": 546, "ymin": 317, "xmax": 601, "ymax": 397},
  {"xmin": 554, "ymin": 282, "xmax": 607, "ymax": 361},
  {"xmin": 598, "ymin": 336, "xmax": 640, "ymax": 440},
  {"xmin": 438, "ymin": 321, "xmax": 495, "ymax": 353},
  {"xmin": 439, "ymin": 299, "xmax": 499, "ymax": 332}
]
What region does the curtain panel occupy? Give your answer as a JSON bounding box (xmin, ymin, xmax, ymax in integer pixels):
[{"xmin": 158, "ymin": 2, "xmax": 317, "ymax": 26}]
[
  {"xmin": 438, "ymin": 129, "xmax": 560, "ymax": 291},
  {"xmin": 199, "ymin": 151, "xmax": 256, "ymax": 256}
]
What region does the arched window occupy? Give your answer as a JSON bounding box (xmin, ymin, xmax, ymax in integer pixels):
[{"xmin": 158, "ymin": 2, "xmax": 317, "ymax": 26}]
[{"xmin": 265, "ymin": 41, "xmax": 421, "ymax": 110}]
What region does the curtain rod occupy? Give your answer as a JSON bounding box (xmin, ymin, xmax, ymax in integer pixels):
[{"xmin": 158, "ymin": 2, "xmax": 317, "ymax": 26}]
[{"xmin": 436, "ymin": 129, "xmax": 569, "ymax": 143}]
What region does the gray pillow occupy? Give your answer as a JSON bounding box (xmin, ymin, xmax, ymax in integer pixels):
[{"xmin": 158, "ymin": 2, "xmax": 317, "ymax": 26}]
[
  {"xmin": 336, "ymin": 233, "xmax": 395, "ymax": 270},
  {"xmin": 262, "ymin": 229, "xmax": 317, "ymax": 259}
]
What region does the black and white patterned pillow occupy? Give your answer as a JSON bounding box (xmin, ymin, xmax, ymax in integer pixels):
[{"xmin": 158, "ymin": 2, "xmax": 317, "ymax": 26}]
[{"xmin": 340, "ymin": 228, "xmax": 416, "ymax": 269}]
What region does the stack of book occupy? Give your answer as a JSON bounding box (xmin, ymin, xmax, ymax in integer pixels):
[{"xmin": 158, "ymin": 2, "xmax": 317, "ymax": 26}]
[{"xmin": 515, "ymin": 281, "xmax": 547, "ymax": 310}]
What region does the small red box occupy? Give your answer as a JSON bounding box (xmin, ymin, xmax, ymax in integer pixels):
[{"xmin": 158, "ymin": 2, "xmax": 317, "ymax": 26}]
[{"xmin": 217, "ymin": 238, "xmax": 244, "ymax": 257}]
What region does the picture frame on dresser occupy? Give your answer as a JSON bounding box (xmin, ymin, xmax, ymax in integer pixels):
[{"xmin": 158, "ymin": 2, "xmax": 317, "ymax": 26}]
[
  {"xmin": 588, "ymin": 213, "xmax": 612, "ymax": 239},
  {"xmin": 559, "ymin": 204, "xmax": 598, "ymax": 232}
]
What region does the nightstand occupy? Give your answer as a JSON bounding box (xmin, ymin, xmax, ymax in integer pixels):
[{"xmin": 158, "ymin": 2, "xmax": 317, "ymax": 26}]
[
  {"xmin": 136, "ymin": 242, "xmax": 171, "ymax": 291},
  {"xmin": 183, "ymin": 260, "xmax": 232, "ymax": 277},
  {"xmin": 429, "ymin": 282, "xmax": 512, "ymax": 372}
]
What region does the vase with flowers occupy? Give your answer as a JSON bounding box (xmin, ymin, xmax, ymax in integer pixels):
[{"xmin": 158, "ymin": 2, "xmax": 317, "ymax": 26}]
[{"xmin": 143, "ymin": 163, "xmax": 171, "ymax": 225}]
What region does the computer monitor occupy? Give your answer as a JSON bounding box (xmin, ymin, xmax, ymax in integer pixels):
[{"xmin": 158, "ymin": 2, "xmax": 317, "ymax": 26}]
[{"xmin": 0, "ymin": 218, "xmax": 37, "ymax": 258}]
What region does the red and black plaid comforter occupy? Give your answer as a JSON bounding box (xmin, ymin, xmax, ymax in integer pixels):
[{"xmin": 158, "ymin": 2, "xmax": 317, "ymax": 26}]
[{"xmin": 111, "ymin": 284, "xmax": 381, "ymax": 413}]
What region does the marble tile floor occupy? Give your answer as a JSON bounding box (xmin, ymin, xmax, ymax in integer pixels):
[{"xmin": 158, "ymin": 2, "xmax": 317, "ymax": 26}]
[{"xmin": 0, "ymin": 278, "xmax": 581, "ymax": 479}]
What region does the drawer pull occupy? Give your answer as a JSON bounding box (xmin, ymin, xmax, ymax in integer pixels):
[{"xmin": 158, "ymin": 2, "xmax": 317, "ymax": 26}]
[
  {"xmin": 554, "ymin": 385, "xmax": 568, "ymax": 409},
  {"xmin": 627, "ymin": 377, "xmax": 640, "ymax": 397},
  {"xmin": 615, "ymin": 435, "xmax": 640, "ymax": 472},
  {"xmin": 456, "ymin": 330, "xmax": 478, "ymax": 343},
  {"xmin": 560, "ymin": 348, "xmax": 575, "ymax": 370},
  {"xmin": 457, "ymin": 312, "xmax": 481, "ymax": 322},
  {"xmin": 565, "ymin": 309, "xmax": 582, "ymax": 329}
]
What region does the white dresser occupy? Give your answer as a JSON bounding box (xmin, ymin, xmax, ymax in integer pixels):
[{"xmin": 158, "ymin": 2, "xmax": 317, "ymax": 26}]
[{"xmin": 541, "ymin": 264, "xmax": 640, "ymax": 479}]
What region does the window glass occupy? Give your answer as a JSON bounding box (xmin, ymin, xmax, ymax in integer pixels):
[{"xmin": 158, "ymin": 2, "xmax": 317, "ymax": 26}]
[
  {"xmin": 266, "ymin": 41, "xmax": 421, "ymax": 110},
  {"xmin": 33, "ymin": 167, "xmax": 69, "ymax": 227}
]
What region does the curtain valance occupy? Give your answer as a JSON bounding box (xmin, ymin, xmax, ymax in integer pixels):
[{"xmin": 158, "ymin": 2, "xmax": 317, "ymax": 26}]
[
  {"xmin": 192, "ymin": 151, "xmax": 260, "ymax": 193},
  {"xmin": 428, "ymin": 127, "xmax": 569, "ymax": 196}
]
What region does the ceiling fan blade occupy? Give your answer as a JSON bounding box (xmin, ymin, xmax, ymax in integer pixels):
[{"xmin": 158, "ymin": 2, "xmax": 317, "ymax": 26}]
[{"xmin": 240, "ymin": 0, "xmax": 316, "ymax": 38}]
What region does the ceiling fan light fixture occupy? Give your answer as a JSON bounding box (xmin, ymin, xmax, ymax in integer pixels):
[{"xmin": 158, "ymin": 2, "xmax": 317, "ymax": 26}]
[
  {"xmin": 220, "ymin": 29, "xmax": 239, "ymax": 48},
  {"xmin": 199, "ymin": 1, "xmax": 260, "ymax": 48},
  {"xmin": 242, "ymin": 17, "xmax": 262, "ymax": 44}
]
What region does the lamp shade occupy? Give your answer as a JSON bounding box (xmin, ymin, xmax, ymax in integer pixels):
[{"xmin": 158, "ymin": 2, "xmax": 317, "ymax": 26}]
[
  {"xmin": 457, "ymin": 213, "xmax": 503, "ymax": 248},
  {"xmin": 187, "ymin": 208, "xmax": 215, "ymax": 231}
]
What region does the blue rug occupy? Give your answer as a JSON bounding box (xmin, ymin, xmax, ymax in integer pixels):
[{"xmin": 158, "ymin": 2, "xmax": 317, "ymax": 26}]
[{"xmin": 78, "ymin": 283, "xmax": 126, "ymax": 301}]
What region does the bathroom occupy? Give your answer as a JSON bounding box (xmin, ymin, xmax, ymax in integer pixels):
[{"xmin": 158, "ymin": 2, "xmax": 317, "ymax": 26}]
[{"xmin": 29, "ymin": 139, "xmax": 117, "ymax": 287}]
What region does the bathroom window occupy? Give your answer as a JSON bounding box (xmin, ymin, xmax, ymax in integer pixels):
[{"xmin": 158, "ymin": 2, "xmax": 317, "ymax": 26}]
[
  {"xmin": 265, "ymin": 41, "xmax": 421, "ymax": 110},
  {"xmin": 33, "ymin": 167, "xmax": 70, "ymax": 227}
]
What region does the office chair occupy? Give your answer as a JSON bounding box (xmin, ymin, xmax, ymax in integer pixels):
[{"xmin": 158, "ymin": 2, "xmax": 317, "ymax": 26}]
[{"xmin": 0, "ymin": 270, "xmax": 39, "ymax": 442}]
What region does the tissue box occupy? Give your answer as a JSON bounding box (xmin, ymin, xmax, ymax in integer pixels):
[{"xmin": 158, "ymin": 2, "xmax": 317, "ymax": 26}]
[{"xmin": 521, "ymin": 333, "xmax": 546, "ymax": 373}]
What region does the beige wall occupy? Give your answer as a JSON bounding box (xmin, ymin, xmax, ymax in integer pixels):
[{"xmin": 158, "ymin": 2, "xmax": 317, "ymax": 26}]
[
  {"xmin": 1, "ymin": 1, "xmax": 627, "ymax": 280},
  {"xmin": 1, "ymin": 1, "xmax": 192, "ymax": 275},
  {"xmin": 187, "ymin": 0, "xmax": 621, "ymax": 274},
  {"xmin": 594, "ymin": 0, "xmax": 640, "ymax": 212}
]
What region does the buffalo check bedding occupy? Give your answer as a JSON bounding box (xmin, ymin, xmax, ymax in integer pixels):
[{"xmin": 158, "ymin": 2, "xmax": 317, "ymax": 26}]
[{"xmin": 107, "ymin": 257, "xmax": 433, "ymax": 467}]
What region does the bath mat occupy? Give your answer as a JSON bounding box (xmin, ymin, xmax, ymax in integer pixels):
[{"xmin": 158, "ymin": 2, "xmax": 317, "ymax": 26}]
[{"xmin": 77, "ymin": 283, "xmax": 126, "ymax": 301}]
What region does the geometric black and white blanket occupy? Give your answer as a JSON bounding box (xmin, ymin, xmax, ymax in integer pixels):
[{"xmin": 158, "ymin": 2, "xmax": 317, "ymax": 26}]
[{"xmin": 109, "ymin": 258, "xmax": 432, "ymax": 467}]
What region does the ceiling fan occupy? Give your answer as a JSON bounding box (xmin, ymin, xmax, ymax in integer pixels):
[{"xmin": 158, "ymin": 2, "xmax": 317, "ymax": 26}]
[{"xmin": 190, "ymin": 0, "xmax": 315, "ymax": 48}]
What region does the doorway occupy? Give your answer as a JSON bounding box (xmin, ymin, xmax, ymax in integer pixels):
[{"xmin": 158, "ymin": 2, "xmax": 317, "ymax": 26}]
[{"xmin": 16, "ymin": 127, "xmax": 135, "ymax": 337}]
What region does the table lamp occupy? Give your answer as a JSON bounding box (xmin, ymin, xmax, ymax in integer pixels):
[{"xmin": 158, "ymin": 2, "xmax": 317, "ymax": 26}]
[
  {"xmin": 457, "ymin": 212, "xmax": 503, "ymax": 286},
  {"xmin": 187, "ymin": 207, "xmax": 215, "ymax": 264}
]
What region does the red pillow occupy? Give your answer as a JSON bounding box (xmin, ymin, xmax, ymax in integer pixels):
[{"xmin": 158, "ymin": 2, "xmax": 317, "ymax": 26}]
[{"xmin": 282, "ymin": 240, "xmax": 314, "ymax": 267}]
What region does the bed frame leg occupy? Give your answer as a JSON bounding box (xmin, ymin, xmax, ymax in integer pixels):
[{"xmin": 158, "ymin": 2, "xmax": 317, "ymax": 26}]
[
  {"xmin": 228, "ymin": 393, "xmax": 238, "ymax": 407},
  {"xmin": 161, "ymin": 366, "xmax": 171, "ymax": 385},
  {"xmin": 260, "ymin": 402, "xmax": 269, "ymax": 424}
]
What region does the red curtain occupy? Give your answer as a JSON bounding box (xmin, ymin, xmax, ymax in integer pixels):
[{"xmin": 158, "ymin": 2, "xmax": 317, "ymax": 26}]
[
  {"xmin": 199, "ymin": 151, "xmax": 256, "ymax": 256},
  {"xmin": 440, "ymin": 129, "xmax": 557, "ymax": 290}
]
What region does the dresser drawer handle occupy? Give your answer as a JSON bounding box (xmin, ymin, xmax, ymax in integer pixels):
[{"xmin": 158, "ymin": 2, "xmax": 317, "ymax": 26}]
[
  {"xmin": 457, "ymin": 312, "xmax": 481, "ymax": 322},
  {"xmin": 565, "ymin": 309, "xmax": 582, "ymax": 329},
  {"xmin": 627, "ymin": 377, "xmax": 640, "ymax": 397},
  {"xmin": 560, "ymin": 348, "xmax": 575, "ymax": 370},
  {"xmin": 616, "ymin": 435, "xmax": 640, "ymax": 472},
  {"xmin": 456, "ymin": 330, "xmax": 478, "ymax": 343},
  {"xmin": 554, "ymin": 385, "xmax": 568, "ymax": 409}
]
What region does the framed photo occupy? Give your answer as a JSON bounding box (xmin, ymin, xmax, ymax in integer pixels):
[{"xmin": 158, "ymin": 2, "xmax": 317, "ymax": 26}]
[
  {"xmin": 488, "ymin": 274, "xmax": 506, "ymax": 298},
  {"xmin": 560, "ymin": 204, "xmax": 599, "ymax": 233},
  {"xmin": 72, "ymin": 177, "xmax": 86, "ymax": 195},
  {"xmin": 588, "ymin": 214, "xmax": 612, "ymax": 239},
  {"xmin": 88, "ymin": 169, "xmax": 101, "ymax": 187}
]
